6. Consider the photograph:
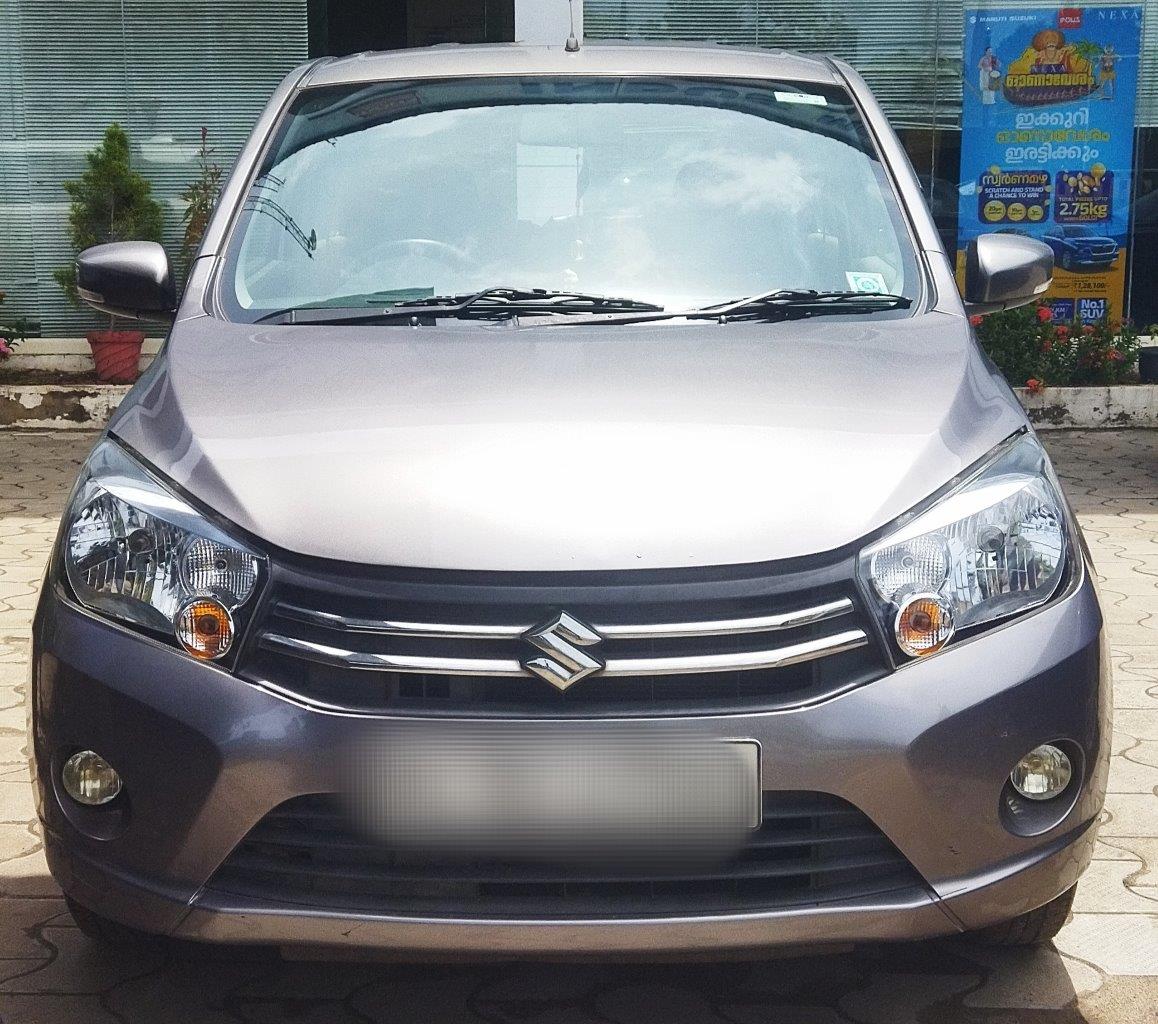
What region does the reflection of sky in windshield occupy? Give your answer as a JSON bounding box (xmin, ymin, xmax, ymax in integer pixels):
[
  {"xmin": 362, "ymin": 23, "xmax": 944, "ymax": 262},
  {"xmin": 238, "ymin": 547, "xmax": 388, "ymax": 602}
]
[
  {"xmin": 233, "ymin": 95, "xmax": 910, "ymax": 313},
  {"xmin": 664, "ymin": 150, "xmax": 814, "ymax": 213}
]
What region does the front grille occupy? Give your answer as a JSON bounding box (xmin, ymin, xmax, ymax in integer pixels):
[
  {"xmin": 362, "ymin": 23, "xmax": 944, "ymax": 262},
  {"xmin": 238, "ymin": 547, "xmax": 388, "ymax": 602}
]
[
  {"xmin": 242, "ymin": 567, "xmax": 887, "ymax": 714},
  {"xmin": 207, "ymin": 792, "xmax": 926, "ymax": 919}
]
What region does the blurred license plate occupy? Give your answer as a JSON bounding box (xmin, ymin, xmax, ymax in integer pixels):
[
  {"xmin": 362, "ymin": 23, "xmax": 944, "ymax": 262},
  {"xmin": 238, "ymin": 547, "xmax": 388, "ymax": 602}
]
[{"xmin": 347, "ymin": 729, "xmax": 760, "ymax": 861}]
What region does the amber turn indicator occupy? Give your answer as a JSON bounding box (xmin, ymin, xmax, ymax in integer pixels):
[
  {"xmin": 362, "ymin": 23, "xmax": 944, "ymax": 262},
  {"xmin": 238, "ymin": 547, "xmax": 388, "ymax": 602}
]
[
  {"xmin": 175, "ymin": 598, "xmax": 235, "ymax": 660},
  {"xmin": 894, "ymin": 593, "xmax": 955, "ymax": 658}
]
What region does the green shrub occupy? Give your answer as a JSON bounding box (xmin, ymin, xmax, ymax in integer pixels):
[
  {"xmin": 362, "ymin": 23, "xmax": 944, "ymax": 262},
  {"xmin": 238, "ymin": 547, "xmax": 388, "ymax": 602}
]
[
  {"xmin": 972, "ymin": 304, "xmax": 1146, "ymax": 390},
  {"xmin": 53, "ymin": 124, "xmax": 165, "ymax": 308}
]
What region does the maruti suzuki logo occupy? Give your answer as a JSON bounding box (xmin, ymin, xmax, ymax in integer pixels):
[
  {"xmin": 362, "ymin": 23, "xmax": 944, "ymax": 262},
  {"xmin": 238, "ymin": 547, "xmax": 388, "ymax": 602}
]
[{"xmin": 523, "ymin": 611, "xmax": 604, "ymax": 691}]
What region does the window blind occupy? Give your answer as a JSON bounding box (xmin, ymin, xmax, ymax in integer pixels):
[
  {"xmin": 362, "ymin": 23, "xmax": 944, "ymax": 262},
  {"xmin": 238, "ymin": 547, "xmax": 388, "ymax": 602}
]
[
  {"xmin": 0, "ymin": 0, "xmax": 307, "ymax": 336},
  {"xmin": 585, "ymin": 0, "xmax": 1156, "ymax": 128},
  {"xmin": 584, "ymin": 0, "xmax": 962, "ymax": 129}
]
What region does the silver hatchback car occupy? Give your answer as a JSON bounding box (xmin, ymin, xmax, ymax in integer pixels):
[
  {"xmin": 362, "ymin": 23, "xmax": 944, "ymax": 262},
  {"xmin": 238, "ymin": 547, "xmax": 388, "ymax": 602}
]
[{"xmin": 32, "ymin": 42, "xmax": 1108, "ymax": 956}]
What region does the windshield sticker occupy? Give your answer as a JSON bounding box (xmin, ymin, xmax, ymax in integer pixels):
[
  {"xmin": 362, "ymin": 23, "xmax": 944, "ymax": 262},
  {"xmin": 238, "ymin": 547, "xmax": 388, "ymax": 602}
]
[
  {"xmin": 774, "ymin": 91, "xmax": 828, "ymax": 106},
  {"xmin": 845, "ymin": 271, "xmax": 888, "ymax": 293}
]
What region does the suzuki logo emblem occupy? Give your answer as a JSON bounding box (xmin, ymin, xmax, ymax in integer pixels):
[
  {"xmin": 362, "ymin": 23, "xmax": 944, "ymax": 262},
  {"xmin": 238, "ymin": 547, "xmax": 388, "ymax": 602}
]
[{"xmin": 523, "ymin": 611, "xmax": 604, "ymax": 690}]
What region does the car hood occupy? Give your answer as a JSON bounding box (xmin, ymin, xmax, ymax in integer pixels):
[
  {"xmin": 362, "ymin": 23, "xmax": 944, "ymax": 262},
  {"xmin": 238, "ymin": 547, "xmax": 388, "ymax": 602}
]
[{"xmin": 111, "ymin": 312, "xmax": 1026, "ymax": 571}]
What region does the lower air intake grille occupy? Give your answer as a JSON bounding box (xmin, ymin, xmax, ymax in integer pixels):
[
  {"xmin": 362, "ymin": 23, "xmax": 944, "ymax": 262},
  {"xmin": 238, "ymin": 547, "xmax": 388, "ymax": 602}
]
[{"xmin": 207, "ymin": 792, "xmax": 925, "ymax": 919}]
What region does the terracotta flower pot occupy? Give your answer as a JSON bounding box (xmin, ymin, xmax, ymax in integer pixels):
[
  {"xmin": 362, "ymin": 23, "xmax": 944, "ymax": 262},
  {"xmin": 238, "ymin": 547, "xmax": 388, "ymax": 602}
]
[{"xmin": 87, "ymin": 330, "xmax": 145, "ymax": 384}]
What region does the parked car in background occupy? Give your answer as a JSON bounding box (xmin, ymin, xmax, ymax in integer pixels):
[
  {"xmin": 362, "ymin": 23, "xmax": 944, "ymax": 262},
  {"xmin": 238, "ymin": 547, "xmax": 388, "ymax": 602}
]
[
  {"xmin": 32, "ymin": 42, "xmax": 1106, "ymax": 959},
  {"xmin": 1043, "ymin": 224, "xmax": 1120, "ymax": 272}
]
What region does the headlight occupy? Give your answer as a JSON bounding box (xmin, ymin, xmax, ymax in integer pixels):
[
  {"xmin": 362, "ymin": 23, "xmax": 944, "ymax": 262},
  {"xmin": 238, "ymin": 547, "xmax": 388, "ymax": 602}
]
[
  {"xmin": 858, "ymin": 433, "xmax": 1070, "ymax": 659},
  {"xmin": 62, "ymin": 439, "xmax": 265, "ymax": 659}
]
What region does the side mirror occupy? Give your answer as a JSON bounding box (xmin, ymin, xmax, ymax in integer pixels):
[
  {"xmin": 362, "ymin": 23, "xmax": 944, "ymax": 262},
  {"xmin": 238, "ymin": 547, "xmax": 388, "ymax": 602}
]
[
  {"xmin": 964, "ymin": 233, "xmax": 1053, "ymax": 317},
  {"xmin": 76, "ymin": 241, "xmax": 176, "ymax": 322}
]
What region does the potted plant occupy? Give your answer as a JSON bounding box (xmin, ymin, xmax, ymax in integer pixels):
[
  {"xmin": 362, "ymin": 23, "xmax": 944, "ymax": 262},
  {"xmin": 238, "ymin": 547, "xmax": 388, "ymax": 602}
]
[
  {"xmin": 54, "ymin": 124, "xmax": 165, "ymax": 383},
  {"xmin": 179, "ymin": 127, "xmax": 223, "ymax": 280}
]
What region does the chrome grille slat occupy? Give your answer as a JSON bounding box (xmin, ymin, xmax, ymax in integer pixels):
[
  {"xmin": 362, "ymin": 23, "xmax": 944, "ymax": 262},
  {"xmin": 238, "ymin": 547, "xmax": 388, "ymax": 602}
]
[
  {"xmin": 600, "ymin": 630, "xmax": 868, "ymax": 676},
  {"xmin": 278, "ymin": 604, "xmax": 526, "ymax": 639},
  {"xmin": 258, "ymin": 628, "xmax": 869, "ymax": 678},
  {"xmin": 258, "ymin": 635, "xmax": 526, "ymax": 676},
  {"xmin": 597, "ymin": 598, "xmax": 854, "ymax": 638},
  {"xmin": 274, "ymin": 596, "xmax": 854, "ymax": 640}
]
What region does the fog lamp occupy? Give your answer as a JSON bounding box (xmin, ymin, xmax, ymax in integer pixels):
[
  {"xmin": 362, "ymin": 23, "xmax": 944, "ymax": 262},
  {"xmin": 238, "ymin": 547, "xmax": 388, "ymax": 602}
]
[
  {"xmin": 1010, "ymin": 744, "xmax": 1072, "ymax": 800},
  {"xmin": 894, "ymin": 593, "xmax": 954, "ymax": 657},
  {"xmin": 175, "ymin": 597, "xmax": 234, "ymax": 659},
  {"xmin": 62, "ymin": 750, "xmax": 122, "ymax": 806}
]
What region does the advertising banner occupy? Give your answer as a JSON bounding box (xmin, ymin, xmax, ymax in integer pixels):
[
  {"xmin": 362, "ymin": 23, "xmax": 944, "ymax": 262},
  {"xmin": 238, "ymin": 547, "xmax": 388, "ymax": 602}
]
[{"xmin": 958, "ymin": 5, "xmax": 1142, "ymax": 322}]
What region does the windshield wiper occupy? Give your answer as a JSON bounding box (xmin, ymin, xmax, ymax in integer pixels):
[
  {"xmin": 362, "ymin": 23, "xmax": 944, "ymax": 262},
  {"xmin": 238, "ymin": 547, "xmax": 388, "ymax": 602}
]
[
  {"xmin": 254, "ymin": 287, "xmax": 664, "ymax": 325},
  {"xmin": 407, "ymin": 287, "xmax": 664, "ymax": 313},
  {"xmin": 539, "ymin": 288, "xmax": 913, "ymax": 328},
  {"xmin": 688, "ymin": 288, "xmax": 912, "ymax": 322}
]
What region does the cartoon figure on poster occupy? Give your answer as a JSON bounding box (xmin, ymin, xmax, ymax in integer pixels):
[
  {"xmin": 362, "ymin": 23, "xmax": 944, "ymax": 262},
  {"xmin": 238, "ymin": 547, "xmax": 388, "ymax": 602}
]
[
  {"xmin": 978, "ymin": 46, "xmax": 1001, "ymax": 104},
  {"xmin": 958, "ymin": 7, "xmax": 1141, "ymax": 323},
  {"xmin": 1099, "ymin": 44, "xmax": 1118, "ymax": 99}
]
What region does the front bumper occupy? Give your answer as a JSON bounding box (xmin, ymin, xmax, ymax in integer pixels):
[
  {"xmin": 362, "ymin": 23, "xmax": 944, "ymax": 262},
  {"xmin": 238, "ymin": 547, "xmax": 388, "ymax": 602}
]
[{"xmin": 31, "ymin": 567, "xmax": 1110, "ymax": 954}]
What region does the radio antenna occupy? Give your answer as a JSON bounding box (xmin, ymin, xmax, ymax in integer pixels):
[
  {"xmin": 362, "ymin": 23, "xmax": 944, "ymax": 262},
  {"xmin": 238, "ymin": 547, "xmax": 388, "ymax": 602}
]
[{"xmin": 565, "ymin": 0, "xmax": 580, "ymax": 51}]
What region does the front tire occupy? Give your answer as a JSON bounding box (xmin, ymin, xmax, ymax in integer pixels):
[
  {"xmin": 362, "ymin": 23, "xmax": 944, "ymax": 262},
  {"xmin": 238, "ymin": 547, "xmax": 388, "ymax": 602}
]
[
  {"xmin": 967, "ymin": 884, "xmax": 1076, "ymax": 946},
  {"xmin": 65, "ymin": 895, "xmax": 154, "ymax": 947}
]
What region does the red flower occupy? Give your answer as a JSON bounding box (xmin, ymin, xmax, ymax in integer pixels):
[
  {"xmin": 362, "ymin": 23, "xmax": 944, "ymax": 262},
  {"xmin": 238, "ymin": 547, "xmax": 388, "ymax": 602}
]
[
  {"xmin": 1036, "ymin": 306, "xmax": 1054, "ymax": 323},
  {"xmin": 0, "ymin": 339, "xmax": 11, "ymax": 358},
  {"xmin": 1055, "ymin": 325, "xmax": 1070, "ymax": 339},
  {"xmin": 1109, "ymin": 348, "xmax": 1124, "ymax": 362},
  {"xmin": 1082, "ymin": 325, "xmax": 1095, "ymax": 335},
  {"xmin": 969, "ymin": 314, "xmax": 983, "ymax": 327},
  {"xmin": 1025, "ymin": 378, "xmax": 1045, "ymax": 394}
]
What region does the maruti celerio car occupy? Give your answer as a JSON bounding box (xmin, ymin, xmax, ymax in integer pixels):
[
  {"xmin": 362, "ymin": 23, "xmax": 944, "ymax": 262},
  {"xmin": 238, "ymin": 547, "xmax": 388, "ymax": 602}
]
[{"xmin": 33, "ymin": 43, "xmax": 1109, "ymax": 956}]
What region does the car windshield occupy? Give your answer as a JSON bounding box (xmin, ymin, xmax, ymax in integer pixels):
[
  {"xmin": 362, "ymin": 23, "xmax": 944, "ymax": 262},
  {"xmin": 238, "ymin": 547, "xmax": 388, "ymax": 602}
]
[{"xmin": 220, "ymin": 76, "xmax": 919, "ymax": 321}]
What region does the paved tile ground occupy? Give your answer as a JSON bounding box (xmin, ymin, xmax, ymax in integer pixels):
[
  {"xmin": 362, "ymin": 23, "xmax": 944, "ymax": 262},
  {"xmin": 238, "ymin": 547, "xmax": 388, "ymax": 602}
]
[{"xmin": 0, "ymin": 429, "xmax": 1155, "ymax": 1024}]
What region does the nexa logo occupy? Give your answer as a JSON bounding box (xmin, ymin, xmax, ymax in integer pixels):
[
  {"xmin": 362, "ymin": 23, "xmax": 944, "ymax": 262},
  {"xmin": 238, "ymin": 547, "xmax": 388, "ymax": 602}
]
[
  {"xmin": 1058, "ymin": 8, "xmax": 1083, "ymax": 29},
  {"xmin": 522, "ymin": 611, "xmax": 604, "ymax": 691}
]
